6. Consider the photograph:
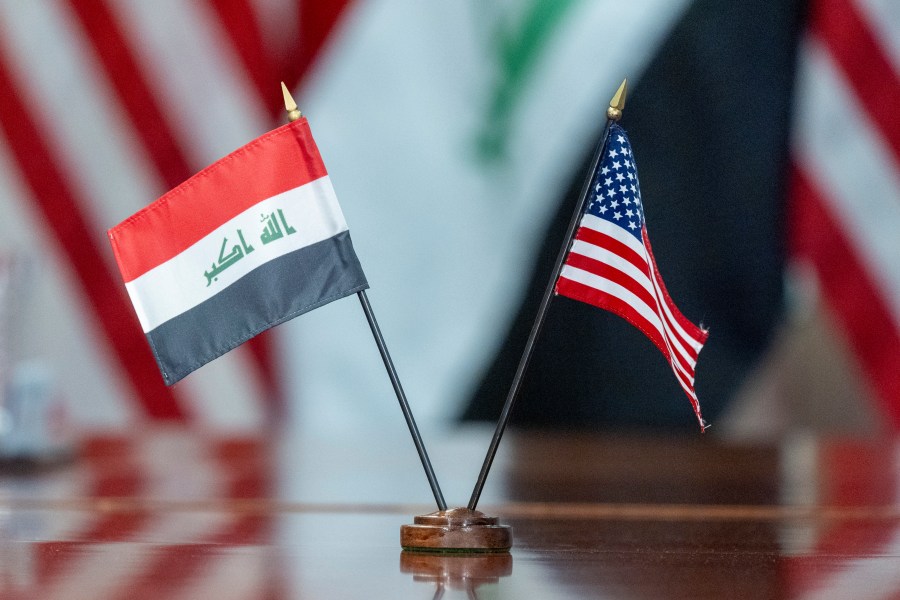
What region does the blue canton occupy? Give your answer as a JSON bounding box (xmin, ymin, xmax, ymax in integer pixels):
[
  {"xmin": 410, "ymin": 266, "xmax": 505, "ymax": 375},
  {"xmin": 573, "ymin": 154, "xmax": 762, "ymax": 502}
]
[{"xmin": 585, "ymin": 124, "xmax": 644, "ymax": 241}]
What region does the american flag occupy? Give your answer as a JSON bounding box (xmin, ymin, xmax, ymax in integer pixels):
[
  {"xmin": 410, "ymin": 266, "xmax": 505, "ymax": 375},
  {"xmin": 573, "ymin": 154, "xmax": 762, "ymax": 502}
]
[
  {"xmin": 556, "ymin": 124, "xmax": 708, "ymax": 429},
  {"xmin": 789, "ymin": 0, "xmax": 900, "ymax": 428}
]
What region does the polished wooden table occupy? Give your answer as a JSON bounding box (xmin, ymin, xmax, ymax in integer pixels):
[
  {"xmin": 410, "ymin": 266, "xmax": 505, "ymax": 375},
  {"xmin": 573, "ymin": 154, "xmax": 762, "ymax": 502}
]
[{"xmin": 0, "ymin": 426, "xmax": 897, "ymax": 598}]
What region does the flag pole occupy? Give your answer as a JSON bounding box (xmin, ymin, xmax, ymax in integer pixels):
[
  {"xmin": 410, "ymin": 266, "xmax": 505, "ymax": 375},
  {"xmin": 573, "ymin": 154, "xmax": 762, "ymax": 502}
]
[
  {"xmin": 467, "ymin": 80, "xmax": 628, "ymax": 510},
  {"xmin": 355, "ymin": 290, "xmax": 447, "ymax": 510},
  {"xmin": 280, "ymin": 83, "xmax": 446, "ymax": 511}
]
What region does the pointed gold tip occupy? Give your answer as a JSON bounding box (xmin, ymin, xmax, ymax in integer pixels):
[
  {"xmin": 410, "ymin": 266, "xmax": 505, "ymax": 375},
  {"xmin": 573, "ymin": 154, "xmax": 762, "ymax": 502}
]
[
  {"xmin": 606, "ymin": 78, "xmax": 627, "ymax": 122},
  {"xmin": 281, "ymin": 81, "xmax": 302, "ymax": 122},
  {"xmin": 610, "ymin": 79, "xmax": 627, "ymax": 110}
]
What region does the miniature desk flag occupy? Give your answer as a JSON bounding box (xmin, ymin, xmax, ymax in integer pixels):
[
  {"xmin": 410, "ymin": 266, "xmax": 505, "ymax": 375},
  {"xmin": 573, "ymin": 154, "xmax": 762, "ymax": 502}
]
[
  {"xmin": 108, "ymin": 118, "xmax": 368, "ymax": 385},
  {"xmin": 555, "ymin": 123, "xmax": 708, "ymax": 429},
  {"xmin": 468, "ymin": 81, "xmax": 708, "ymax": 514}
]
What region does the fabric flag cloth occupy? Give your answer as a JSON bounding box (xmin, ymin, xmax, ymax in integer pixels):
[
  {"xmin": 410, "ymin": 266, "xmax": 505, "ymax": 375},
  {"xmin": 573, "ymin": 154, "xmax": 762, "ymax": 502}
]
[
  {"xmin": 108, "ymin": 118, "xmax": 368, "ymax": 385},
  {"xmin": 555, "ymin": 124, "xmax": 709, "ymax": 429}
]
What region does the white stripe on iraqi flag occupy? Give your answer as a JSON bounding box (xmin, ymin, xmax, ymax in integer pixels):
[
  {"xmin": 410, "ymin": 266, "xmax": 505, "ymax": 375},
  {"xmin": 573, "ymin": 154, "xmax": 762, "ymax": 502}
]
[
  {"xmin": 555, "ymin": 124, "xmax": 708, "ymax": 429},
  {"xmin": 108, "ymin": 119, "xmax": 368, "ymax": 385},
  {"xmin": 125, "ymin": 176, "xmax": 348, "ymax": 332}
]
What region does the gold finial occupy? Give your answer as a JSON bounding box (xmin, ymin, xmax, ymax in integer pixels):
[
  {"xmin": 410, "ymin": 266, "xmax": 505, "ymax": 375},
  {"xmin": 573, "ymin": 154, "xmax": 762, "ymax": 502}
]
[
  {"xmin": 281, "ymin": 81, "xmax": 302, "ymax": 122},
  {"xmin": 606, "ymin": 78, "xmax": 627, "ymax": 122}
]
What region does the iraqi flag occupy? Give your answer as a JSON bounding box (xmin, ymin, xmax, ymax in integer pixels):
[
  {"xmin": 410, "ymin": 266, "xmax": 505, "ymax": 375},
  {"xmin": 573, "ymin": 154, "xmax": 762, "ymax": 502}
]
[{"xmin": 108, "ymin": 118, "xmax": 368, "ymax": 385}]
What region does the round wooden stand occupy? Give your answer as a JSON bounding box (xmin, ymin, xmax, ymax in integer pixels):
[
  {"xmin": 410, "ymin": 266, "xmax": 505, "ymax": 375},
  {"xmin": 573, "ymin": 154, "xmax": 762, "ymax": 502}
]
[
  {"xmin": 400, "ymin": 507, "xmax": 512, "ymax": 553},
  {"xmin": 400, "ymin": 551, "xmax": 512, "ymax": 594}
]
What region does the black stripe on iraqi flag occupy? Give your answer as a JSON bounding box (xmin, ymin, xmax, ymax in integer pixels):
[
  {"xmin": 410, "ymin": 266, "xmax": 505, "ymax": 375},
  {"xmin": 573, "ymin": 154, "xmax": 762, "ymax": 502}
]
[{"xmin": 147, "ymin": 231, "xmax": 368, "ymax": 385}]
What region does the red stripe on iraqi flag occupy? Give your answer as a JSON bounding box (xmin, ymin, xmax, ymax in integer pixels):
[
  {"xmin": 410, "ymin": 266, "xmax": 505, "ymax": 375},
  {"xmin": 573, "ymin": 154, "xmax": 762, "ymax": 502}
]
[{"xmin": 110, "ymin": 118, "xmax": 328, "ymax": 283}]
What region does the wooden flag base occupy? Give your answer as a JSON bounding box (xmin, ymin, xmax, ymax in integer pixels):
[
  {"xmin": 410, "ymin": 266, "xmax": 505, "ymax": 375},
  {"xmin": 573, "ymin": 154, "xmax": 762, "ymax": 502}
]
[
  {"xmin": 400, "ymin": 551, "xmax": 512, "ymax": 593},
  {"xmin": 400, "ymin": 507, "xmax": 512, "ymax": 553}
]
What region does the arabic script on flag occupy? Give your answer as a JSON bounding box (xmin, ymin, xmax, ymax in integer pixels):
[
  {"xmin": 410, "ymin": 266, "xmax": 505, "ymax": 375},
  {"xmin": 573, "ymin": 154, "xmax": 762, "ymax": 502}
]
[{"xmin": 108, "ymin": 119, "xmax": 369, "ymax": 385}]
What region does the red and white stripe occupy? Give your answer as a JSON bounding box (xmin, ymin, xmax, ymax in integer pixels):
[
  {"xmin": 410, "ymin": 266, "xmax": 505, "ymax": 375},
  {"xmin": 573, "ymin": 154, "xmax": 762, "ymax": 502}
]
[
  {"xmin": 557, "ymin": 213, "xmax": 708, "ymax": 427},
  {"xmin": 782, "ymin": 440, "xmax": 900, "ymax": 599},
  {"xmin": 0, "ymin": 1, "xmax": 352, "ymax": 428},
  {"xmin": 13, "ymin": 433, "xmax": 276, "ymax": 599},
  {"xmin": 789, "ymin": 0, "xmax": 900, "ymax": 428}
]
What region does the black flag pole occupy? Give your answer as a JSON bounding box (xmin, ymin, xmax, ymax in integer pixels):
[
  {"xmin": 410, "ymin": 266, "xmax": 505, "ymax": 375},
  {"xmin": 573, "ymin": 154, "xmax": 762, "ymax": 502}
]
[
  {"xmin": 467, "ymin": 80, "xmax": 628, "ymax": 511},
  {"xmin": 356, "ymin": 290, "xmax": 446, "ymax": 510},
  {"xmin": 281, "ymin": 83, "xmax": 446, "ymax": 511}
]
